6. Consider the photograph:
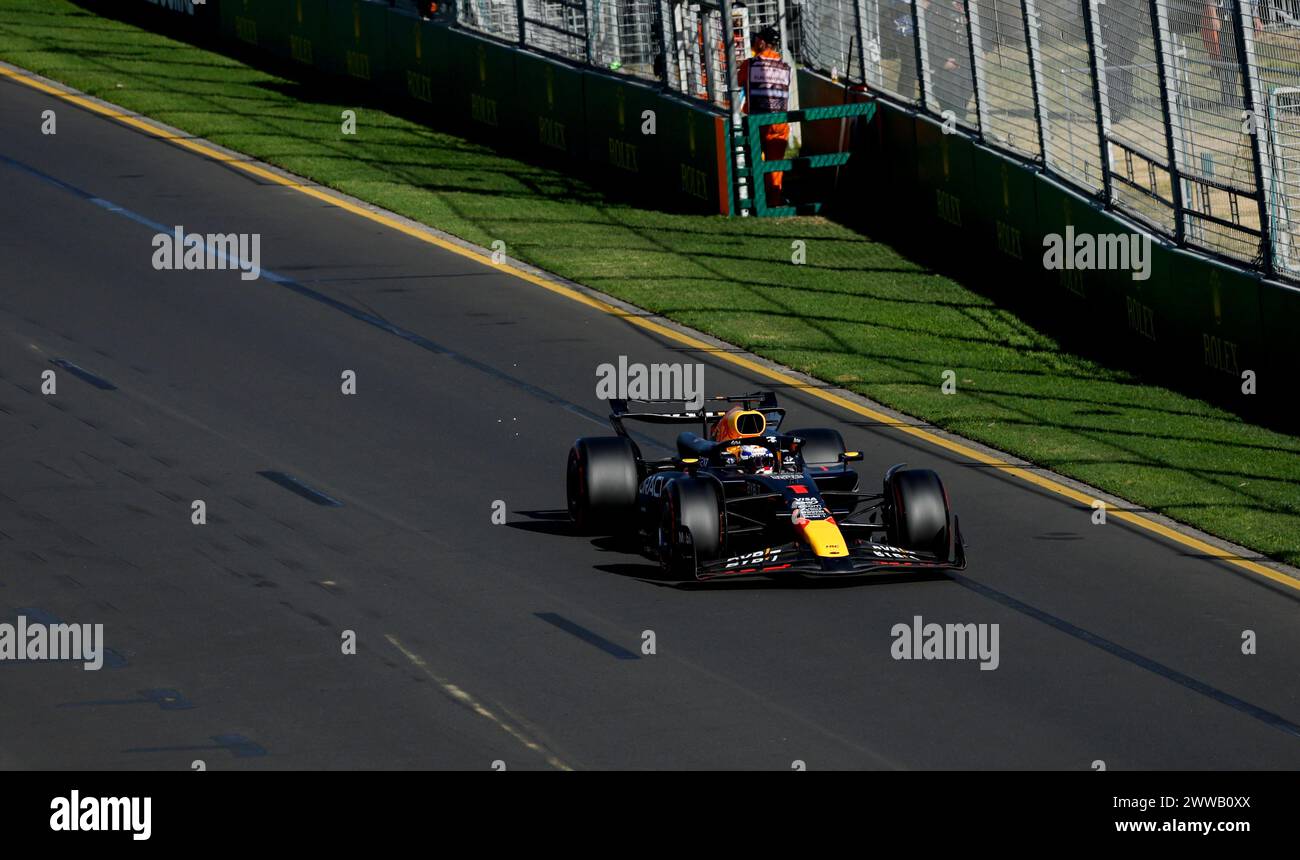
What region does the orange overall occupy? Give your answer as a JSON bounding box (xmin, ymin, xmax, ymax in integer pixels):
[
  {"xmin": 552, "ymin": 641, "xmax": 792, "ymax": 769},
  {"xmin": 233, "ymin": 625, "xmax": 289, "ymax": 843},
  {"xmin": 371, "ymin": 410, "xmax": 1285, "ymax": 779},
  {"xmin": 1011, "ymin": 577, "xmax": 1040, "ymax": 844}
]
[{"xmin": 738, "ymin": 48, "xmax": 791, "ymax": 206}]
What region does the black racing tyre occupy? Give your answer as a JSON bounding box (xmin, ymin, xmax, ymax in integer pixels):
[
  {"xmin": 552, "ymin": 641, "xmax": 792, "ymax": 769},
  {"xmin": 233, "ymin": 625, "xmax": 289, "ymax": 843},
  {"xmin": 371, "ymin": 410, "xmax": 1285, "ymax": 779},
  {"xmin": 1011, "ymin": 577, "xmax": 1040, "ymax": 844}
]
[
  {"xmin": 789, "ymin": 428, "xmax": 846, "ymax": 467},
  {"xmin": 660, "ymin": 477, "xmax": 724, "ymax": 580},
  {"xmin": 885, "ymin": 468, "xmax": 951, "ymax": 556},
  {"xmin": 567, "ymin": 437, "xmax": 639, "ymax": 533}
]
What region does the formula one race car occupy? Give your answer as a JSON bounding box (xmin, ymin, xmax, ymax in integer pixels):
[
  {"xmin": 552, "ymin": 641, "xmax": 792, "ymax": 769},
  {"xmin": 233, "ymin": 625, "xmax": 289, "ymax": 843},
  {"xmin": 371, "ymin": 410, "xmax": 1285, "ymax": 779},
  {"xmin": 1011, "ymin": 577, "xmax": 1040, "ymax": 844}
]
[{"xmin": 565, "ymin": 392, "xmax": 966, "ymax": 581}]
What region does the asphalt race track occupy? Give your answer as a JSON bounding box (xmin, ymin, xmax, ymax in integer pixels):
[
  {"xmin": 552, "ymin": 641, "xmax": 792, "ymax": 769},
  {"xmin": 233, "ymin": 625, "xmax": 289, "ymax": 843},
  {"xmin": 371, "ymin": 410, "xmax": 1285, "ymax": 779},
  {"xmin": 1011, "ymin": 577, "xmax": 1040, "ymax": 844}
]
[{"xmin": 3, "ymin": 72, "xmax": 1300, "ymax": 771}]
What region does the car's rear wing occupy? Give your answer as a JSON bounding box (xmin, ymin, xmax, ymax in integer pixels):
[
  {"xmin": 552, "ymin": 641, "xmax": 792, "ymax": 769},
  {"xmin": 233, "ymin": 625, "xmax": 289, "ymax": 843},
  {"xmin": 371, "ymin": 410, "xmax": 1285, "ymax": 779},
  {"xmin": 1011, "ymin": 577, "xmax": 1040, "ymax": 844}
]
[{"xmin": 608, "ymin": 393, "xmax": 784, "ymax": 437}]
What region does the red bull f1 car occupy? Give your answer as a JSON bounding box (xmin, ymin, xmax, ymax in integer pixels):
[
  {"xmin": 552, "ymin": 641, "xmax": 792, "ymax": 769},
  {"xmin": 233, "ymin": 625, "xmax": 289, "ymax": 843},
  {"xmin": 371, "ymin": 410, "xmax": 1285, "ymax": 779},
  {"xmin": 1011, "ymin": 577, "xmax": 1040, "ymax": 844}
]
[{"xmin": 565, "ymin": 392, "xmax": 967, "ymax": 581}]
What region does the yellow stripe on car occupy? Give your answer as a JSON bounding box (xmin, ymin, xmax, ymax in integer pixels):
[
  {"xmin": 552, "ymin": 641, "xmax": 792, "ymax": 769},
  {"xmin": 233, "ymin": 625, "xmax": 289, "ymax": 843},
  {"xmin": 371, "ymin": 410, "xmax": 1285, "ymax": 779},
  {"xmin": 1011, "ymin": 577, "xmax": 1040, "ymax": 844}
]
[{"xmin": 800, "ymin": 520, "xmax": 849, "ymax": 558}]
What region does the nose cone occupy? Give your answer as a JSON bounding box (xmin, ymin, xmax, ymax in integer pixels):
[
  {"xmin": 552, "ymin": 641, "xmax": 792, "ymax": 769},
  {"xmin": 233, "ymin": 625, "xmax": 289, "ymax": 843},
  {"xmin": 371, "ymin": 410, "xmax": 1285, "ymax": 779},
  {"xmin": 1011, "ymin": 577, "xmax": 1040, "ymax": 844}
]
[{"xmin": 797, "ymin": 518, "xmax": 848, "ymax": 558}]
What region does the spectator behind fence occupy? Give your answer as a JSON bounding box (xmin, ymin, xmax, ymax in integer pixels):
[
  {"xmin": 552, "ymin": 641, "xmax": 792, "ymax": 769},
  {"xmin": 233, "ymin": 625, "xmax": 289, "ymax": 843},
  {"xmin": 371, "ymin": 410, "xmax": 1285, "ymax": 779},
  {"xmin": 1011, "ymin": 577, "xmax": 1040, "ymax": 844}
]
[
  {"xmin": 883, "ymin": 0, "xmax": 974, "ymax": 124},
  {"xmin": 1168, "ymin": 0, "xmax": 1240, "ymax": 106},
  {"xmin": 926, "ymin": 0, "xmax": 975, "ymax": 122},
  {"xmin": 1107, "ymin": 0, "xmax": 1237, "ymax": 124}
]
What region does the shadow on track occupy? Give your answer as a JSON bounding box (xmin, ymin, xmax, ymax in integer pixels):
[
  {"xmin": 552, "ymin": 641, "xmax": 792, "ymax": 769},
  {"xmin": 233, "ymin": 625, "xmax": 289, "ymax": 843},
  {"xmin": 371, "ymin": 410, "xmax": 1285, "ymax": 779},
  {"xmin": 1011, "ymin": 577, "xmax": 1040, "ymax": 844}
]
[{"xmin": 511, "ymin": 509, "xmax": 954, "ymax": 590}]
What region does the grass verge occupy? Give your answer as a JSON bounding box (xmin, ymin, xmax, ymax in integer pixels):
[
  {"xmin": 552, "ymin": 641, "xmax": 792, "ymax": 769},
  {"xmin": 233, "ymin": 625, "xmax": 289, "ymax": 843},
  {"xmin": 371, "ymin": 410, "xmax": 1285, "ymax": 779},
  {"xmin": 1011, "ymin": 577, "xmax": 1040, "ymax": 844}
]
[{"xmin": 2, "ymin": 0, "xmax": 1298, "ymax": 565}]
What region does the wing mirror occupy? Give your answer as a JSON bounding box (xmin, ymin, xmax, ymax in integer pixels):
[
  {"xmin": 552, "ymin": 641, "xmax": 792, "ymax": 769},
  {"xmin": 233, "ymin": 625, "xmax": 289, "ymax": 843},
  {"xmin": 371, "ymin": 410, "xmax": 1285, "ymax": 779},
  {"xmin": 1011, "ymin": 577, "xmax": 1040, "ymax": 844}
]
[{"xmin": 840, "ymin": 451, "xmax": 863, "ymax": 462}]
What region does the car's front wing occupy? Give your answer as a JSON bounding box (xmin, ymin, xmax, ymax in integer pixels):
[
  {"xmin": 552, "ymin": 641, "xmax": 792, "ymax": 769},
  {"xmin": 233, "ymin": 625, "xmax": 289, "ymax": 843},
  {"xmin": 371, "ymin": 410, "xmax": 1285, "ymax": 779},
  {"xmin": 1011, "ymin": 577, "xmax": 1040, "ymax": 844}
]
[{"xmin": 695, "ymin": 528, "xmax": 966, "ymax": 581}]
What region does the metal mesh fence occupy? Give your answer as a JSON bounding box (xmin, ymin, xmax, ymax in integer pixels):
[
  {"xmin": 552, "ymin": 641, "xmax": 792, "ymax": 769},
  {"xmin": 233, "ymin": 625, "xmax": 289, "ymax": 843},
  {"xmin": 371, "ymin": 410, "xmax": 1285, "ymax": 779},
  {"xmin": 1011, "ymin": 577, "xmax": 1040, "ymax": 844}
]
[
  {"xmin": 791, "ymin": 0, "xmax": 863, "ymax": 82},
  {"xmin": 447, "ymin": 0, "xmax": 1299, "ymax": 277},
  {"xmin": 1268, "ymin": 86, "xmax": 1300, "ymax": 273},
  {"xmin": 793, "ymin": 0, "xmax": 920, "ymax": 100},
  {"xmin": 523, "ymin": 0, "xmax": 588, "ymax": 61},
  {"xmin": 663, "ymin": 1, "xmax": 734, "ymax": 107},
  {"xmin": 1159, "ymin": 0, "xmax": 1260, "ymax": 259},
  {"xmin": 971, "ymin": 0, "xmax": 1040, "ymax": 156},
  {"xmin": 1094, "ymin": 0, "xmax": 1178, "ymax": 232},
  {"xmin": 646, "ymin": 0, "xmax": 784, "ymax": 108},
  {"xmin": 588, "ymin": 0, "xmax": 660, "ymax": 75},
  {"xmin": 458, "ymin": 0, "xmax": 522, "ymax": 42},
  {"xmin": 790, "ymin": 0, "xmax": 1297, "ymax": 271},
  {"xmin": 739, "ymin": 0, "xmax": 785, "ymax": 33},
  {"xmin": 1034, "ymin": 0, "xmax": 1104, "ymax": 189},
  {"xmin": 920, "ymin": 0, "xmax": 978, "ymax": 124},
  {"xmin": 1249, "ymin": 3, "xmax": 1300, "ymax": 275}
]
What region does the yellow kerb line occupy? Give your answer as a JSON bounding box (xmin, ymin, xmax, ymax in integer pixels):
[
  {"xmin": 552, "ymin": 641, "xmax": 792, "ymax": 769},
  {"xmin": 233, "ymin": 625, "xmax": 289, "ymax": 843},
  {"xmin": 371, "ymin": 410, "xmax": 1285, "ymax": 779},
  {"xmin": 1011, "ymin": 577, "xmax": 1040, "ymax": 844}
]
[{"xmin": 6, "ymin": 65, "xmax": 1292, "ymax": 592}]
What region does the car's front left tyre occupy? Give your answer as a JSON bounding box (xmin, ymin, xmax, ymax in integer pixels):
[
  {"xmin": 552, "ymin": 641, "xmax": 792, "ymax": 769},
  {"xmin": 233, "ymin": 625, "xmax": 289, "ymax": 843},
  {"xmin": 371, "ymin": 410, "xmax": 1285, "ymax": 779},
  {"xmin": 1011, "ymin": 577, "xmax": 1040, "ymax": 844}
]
[{"xmin": 659, "ymin": 476, "xmax": 724, "ymax": 580}]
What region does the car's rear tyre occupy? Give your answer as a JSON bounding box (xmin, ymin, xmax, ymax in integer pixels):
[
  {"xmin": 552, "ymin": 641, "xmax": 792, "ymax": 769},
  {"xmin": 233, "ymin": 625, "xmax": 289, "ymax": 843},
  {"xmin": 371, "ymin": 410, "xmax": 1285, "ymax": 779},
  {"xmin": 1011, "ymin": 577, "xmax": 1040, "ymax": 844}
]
[
  {"xmin": 659, "ymin": 477, "xmax": 723, "ymax": 580},
  {"xmin": 884, "ymin": 468, "xmax": 951, "ymax": 556},
  {"xmin": 567, "ymin": 437, "xmax": 638, "ymax": 533},
  {"xmin": 790, "ymin": 428, "xmax": 846, "ymax": 467}
]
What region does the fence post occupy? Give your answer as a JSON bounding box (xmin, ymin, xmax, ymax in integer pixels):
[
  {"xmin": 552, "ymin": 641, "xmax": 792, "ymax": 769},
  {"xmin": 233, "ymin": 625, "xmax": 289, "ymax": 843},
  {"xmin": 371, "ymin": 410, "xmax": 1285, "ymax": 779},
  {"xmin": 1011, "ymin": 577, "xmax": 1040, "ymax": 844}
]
[
  {"xmin": 721, "ymin": 0, "xmax": 738, "ymax": 107},
  {"xmin": 1018, "ymin": 0, "xmax": 1049, "ymax": 162},
  {"xmin": 650, "ymin": 0, "xmax": 669, "ymax": 87},
  {"xmin": 1231, "ymin": 0, "xmax": 1275, "ymax": 277},
  {"xmin": 722, "ymin": 0, "xmax": 742, "ymax": 213},
  {"xmin": 1080, "ymin": 0, "xmax": 1114, "ymax": 202},
  {"xmin": 665, "ymin": 0, "xmax": 685, "ymax": 93},
  {"xmin": 856, "ymin": 0, "xmax": 882, "ymax": 89},
  {"xmin": 1146, "ymin": 0, "xmax": 1186, "ymax": 243},
  {"xmin": 962, "ymin": 0, "xmax": 987, "ymax": 137},
  {"xmin": 910, "ymin": 0, "xmax": 931, "ymax": 108},
  {"xmin": 583, "ymin": 0, "xmax": 594, "ymax": 66},
  {"xmin": 850, "ymin": 0, "xmax": 868, "ymax": 83},
  {"xmin": 515, "ymin": 0, "xmax": 527, "ymax": 47}
]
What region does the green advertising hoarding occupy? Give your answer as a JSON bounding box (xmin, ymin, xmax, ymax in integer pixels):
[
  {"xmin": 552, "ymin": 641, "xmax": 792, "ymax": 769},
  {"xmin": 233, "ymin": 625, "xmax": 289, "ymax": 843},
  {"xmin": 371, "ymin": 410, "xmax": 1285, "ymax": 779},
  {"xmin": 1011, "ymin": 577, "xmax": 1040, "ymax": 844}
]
[
  {"xmin": 218, "ymin": 0, "xmax": 288, "ymax": 57},
  {"xmin": 582, "ymin": 71, "xmax": 665, "ymax": 191},
  {"xmin": 1159, "ymin": 248, "xmax": 1262, "ymax": 394},
  {"xmin": 970, "ymin": 145, "xmax": 1040, "ymax": 282},
  {"xmin": 445, "ymin": 29, "xmax": 518, "ymax": 135},
  {"xmin": 1032, "ymin": 176, "xmax": 1132, "ymax": 330},
  {"xmin": 914, "ymin": 114, "xmax": 976, "ymax": 250},
  {"xmin": 321, "ymin": 0, "xmax": 387, "ymax": 82},
  {"xmin": 659, "ymin": 92, "xmax": 730, "ymax": 215},
  {"xmin": 1258, "ymin": 279, "xmax": 1300, "ymax": 425},
  {"xmin": 513, "ymin": 52, "xmax": 587, "ymax": 162},
  {"xmin": 382, "ymin": 8, "xmax": 446, "ymax": 116},
  {"xmin": 219, "ymin": 0, "xmax": 263, "ymax": 49},
  {"xmin": 873, "ymin": 99, "xmax": 917, "ymax": 224},
  {"xmin": 285, "ymin": 0, "xmax": 326, "ymax": 68},
  {"xmin": 1116, "ymin": 228, "xmax": 1175, "ymax": 362}
]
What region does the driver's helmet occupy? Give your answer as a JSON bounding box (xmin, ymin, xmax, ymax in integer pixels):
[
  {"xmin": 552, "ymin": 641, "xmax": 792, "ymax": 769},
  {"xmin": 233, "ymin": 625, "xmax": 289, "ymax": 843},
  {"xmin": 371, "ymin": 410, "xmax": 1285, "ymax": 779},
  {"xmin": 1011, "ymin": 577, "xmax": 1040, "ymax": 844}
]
[{"xmin": 735, "ymin": 443, "xmax": 775, "ymax": 474}]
